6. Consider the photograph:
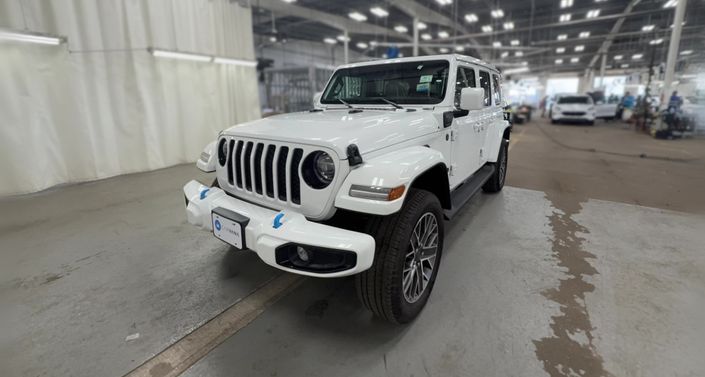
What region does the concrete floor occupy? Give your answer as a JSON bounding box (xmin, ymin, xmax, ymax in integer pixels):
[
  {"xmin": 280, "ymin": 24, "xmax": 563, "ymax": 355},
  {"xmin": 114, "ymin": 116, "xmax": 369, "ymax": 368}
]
[{"xmin": 1, "ymin": 119, "xmax": 704, "ymax": 377}]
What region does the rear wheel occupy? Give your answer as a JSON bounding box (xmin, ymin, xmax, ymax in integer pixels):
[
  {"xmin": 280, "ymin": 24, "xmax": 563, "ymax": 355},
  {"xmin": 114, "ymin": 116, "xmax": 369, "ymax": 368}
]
[
  {"xmin": 482, "ymin": 139, "xmax": 508, "ymax": 193},
  {"xmin": 356, "ymin": 189, "xmax": 444, "ymax": 324}
]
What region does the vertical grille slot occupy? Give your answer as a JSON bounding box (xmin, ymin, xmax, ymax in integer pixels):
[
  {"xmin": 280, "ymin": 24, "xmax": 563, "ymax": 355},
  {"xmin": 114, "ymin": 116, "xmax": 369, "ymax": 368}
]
[
  {"xmin": 264, "ymin": 145, "xmax": 276, "ymax": 197},
  {"xmin": 243, "ymin": 142, "xmax": 254, "ymax": 191},
  {"xmin": 290, "ymin": 148, "xmax": 303, "ymax": 205},
  {"xmin": 276, "ymin": 146, "xmax": 289, "ymax": 201},
  {"xmin": 253, "ymin": 143, "xmax": 264, "ymax": 195},
  {"xmin": 226, "ymin": 139, "xmax": 235, "ymax": 186},
  {"xmin": 234, "ymin": 140, "xmax": 244, "ymax": 188}
]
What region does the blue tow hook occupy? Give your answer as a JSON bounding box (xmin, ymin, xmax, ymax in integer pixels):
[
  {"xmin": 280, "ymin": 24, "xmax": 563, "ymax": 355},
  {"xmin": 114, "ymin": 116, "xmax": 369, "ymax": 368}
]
[
  {"xmin": 199, "ymin": 188, "xmax": 210, "ymax": 200},
  {"xmin": 273, "ymin": 213, "xmax": 285, "ymax": 229}
]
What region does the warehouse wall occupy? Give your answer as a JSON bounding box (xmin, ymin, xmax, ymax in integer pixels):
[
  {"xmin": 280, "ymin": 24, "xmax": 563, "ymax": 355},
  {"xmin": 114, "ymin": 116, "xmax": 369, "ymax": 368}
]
[{"xmin": 0, "ymin": 0, "xmax": 260, "ymax": 195}]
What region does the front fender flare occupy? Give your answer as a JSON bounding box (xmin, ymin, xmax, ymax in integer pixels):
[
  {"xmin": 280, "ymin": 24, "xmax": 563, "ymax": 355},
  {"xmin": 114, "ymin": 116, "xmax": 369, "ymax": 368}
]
[{"xmin": 335, "ymin": 146, "xmax": 447, "ymax": 216}]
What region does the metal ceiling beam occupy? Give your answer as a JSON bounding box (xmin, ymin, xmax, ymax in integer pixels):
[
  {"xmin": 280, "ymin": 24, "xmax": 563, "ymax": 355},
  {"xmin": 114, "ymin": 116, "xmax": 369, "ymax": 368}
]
[
  {"xmin": 387, "ymin": 0, "xmax": 485, "ymax": 58},
  {"xmin": 587, "ymin": 0, "xmax": 642, "ymax": 69},
  {"xmin": 531, "ymin": 26, "xmax": 704, "ymax": 46}
]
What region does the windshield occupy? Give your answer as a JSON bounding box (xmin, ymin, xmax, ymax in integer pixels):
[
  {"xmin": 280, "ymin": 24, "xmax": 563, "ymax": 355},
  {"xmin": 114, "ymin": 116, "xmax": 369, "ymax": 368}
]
[
  {"xmin": 321, "ymin": 60, "xmax": 450, "ymax": 105},
  {"xmin": 558, "ymin": 96, "xmax": 592, "ymax": 104}
]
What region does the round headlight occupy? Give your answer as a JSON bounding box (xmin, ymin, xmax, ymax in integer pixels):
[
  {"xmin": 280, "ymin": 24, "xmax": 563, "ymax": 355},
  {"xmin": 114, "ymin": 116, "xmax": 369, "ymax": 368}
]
[
  {"xmin": 314, "ymin": 152, "xmax": 335, "ymax": 183},
  {"xmin": 217, "ymin": 139, "xmax": 228, "ymax": 166},
  {"xmin": 302, "ymin": 151, "xmax": 335, "ymax": 189}
]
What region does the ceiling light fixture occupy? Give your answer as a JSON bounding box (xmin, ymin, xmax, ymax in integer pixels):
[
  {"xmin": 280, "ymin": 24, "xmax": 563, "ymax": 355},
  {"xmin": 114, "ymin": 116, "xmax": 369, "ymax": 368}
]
[
  {"xmin": 213, "ymin": 57, "xmax": 258, "ymax": 67},
  {"xmin": 456, "ymin": 45, "xmax": 465, "ymax": 52},
  {"xmin": 348, "ymin": 12, "xmax": 367, "ymax": 22},
  {"xmin": 680, "ymin": 50, "xmax": 693, "ymax": 55},
  {"xmin": 356, "ymin": 42, "xmax": 368, "ymax": 49},
  {"xmin": 560, "ymin": 0, "xmax": 574, "ymax": 8},
  {"xmin": 556, "ymin": 47, "xmax": 566, "ymax": 53},
  {"xmin": 663, "ymin": 0, "xmax": 677, "ymax": 8},
  {"xmin": 515, "ymin": 51, "xmax": 524, "ymax": 57},
  {"xmin": 504, "ymin": 67, "xmax": 530, "ymax": 75},
  {"xmin": 614, "ymin": 55, "xmax": 623, "ymax": 60},
  {"xmin": 571, "ymin": 57, "xmax": 580, "ymax": 63},
  {"xmin": 465, "ymin": 13, "xmax": 478, "ymax": 23},
  {"xmin": 438, "ymin": 30, "xmax": 449, "ymax": 38},
  {"xmin": 482, "ymin": 25, "xmax": 493, "ymax": 33},
  {"xmin": 649, "ymin": 38, "xmax": 663, "ymax": 45},
  {"xmin": 510, "ymin": 40, "xmax": 520, "ymax": 46},
  {"xmin": 0, "ymin": 29, "xmax": 65, "ymax": 45},
  {"xmin": 491, "ymin": 9, "xmax": 505, "ymax": 18},
  {"xmin": 336, "ymin": 35, "xmax": 350, "ymax": 42},
  {"xmin": 435, "ymin": 0, "xmax": 452, "ymax": 5},
  {"xmin": 586, "ymin": 9, "xmax": 600, "ymax": 18},
  {"xmin": 493, "ymin": 41, "xmax": 502, "ymax": 47},
  {"xmin": 559, "ymin": 13, "xmax": 572, "ymax": 22},
  {"xmin": 501, "ymin": 51, "xmax": 509, "ymax": 58},
  {"xmin": 555, "ymin": 59, "xmax": 564, "ymax": 64},
  {"xmin": 557, "ymin": 34, "xmax": 568, "ymax": 40},
  {"xmin": 394, "ymin": 25, "xmax": 408, "ymax": 33},
  {"xmin": 575, "ymin": 45, "xmax": 584, "ymax": 52},
  {"xmin": 632, "ymin": 54, "xmax": 643, "ymax": 59},
  {"xmin": 642, "ymin": 25, "xmax": 655, "ymax": 31},
  {"xmin": 621, "ymin": 63, "xmax": 629, "ymax": 68},
  {"xmin": 370, "ymin": 7, "xmax": 388, "ymax": 18},
  {"xmin": 421, "ymin": 33, "xmax": 432, "ymax": 40},
  {"xmin": 579, "ymin": 31, "xmax": 590, "ymax": 38},
  {"xmin": 417, "ymin": 21, "xmax": 427, "ymax": 30},
  {"xmin": 323, "ymin": 37, "xmax": 337, "ymax": 45},
  {"xmin": 503, "ymin": 22, "xmax": 514, "ymax": 30},
  {"xmin": 439, "ymin": 47, "xmax": 450, "ymax": 53},
  {"xmin": 149, "ymin": 48, "xmax": 212, "ymax": 62}
]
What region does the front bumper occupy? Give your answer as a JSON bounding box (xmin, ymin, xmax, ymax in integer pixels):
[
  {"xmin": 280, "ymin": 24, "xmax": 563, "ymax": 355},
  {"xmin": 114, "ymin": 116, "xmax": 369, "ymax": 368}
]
[
  {"xmin": 183, "ymin": 180, "xmax": 375, "ymax": 277},
  {"xmin": 552, "ymin": 112, "xmax": 595, "ymax": 122}
]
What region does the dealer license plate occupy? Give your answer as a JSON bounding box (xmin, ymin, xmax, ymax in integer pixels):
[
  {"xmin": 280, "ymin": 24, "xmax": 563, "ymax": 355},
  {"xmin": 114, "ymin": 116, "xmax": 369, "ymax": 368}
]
[{"xmin": 211, "ymin": 208, "xmax": 249, "ymax": 250}]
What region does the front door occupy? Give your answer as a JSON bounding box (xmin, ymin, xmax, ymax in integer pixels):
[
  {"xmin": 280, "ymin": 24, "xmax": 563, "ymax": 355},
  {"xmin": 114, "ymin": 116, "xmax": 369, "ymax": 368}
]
[{"xmin": 449, "ymin": 66, "xmax": 483, "ymax": 188}]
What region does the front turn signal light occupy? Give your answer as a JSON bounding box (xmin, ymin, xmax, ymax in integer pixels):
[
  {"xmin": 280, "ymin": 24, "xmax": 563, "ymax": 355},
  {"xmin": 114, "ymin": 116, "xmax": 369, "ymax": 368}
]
[{"xmin": 387, "ymin": 185, "xmax": 406, "ymax": 201}]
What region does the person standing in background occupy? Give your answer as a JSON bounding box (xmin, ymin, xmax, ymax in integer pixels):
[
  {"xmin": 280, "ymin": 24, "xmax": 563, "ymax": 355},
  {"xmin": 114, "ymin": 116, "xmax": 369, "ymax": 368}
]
[{"xmin": 622, "ymin": 91, "xmax": 636, "ymax": 121}]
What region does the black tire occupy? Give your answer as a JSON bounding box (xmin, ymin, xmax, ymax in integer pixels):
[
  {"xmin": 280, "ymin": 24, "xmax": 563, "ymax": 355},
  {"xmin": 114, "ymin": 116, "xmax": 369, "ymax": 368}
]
[
  {"xmin": 587, "ymin": 120, "xmax": 595, "ymax": 126},
  {"xmin": 551, "ymin": 119, "xmax": 557, "ymax": 124},
  {"xmin": 355, "ymin": 189, "xmax": 444, "ymax": 324},
  {"xmin": 482, "ymin": 139, "xmax": 508, "ymax": 193}
]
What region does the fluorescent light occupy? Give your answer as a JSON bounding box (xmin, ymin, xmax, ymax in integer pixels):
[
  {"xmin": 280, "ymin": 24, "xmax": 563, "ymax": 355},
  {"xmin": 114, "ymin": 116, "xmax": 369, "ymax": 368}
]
[
  {"xmin": 0, "ymin": 29, "xmax": 64, "ymax": 45},
  {"xmin": 642, "ymin": 24, "xmax": 655, "ymax": 32},
  {"xmin": 455, "ymin": 45, "xmax": 465, "ymax": 52},
  {"xmin": 575, "ymin": 45, "xmax": 584, "ymax": 52},
  {"xmin": 465, "ymin": 13, "xmax": 478, "ymax": 23},
  {"xmin": 150, "ymin": 49, "xmax": 212, "ymax": 62},
  {"xmin": 664, "ymin": 0, "xmax": 677, "ymax": 8},
  {"xmin": 435, "ymin": 0, "xmax": 452, "ymax": 5},
  {"xmin": 323, "ymin": 37, "xmax": 337, "ymax": 45},
  {"xmin": 579, "ymin": 31, "xmax": 590, "ymax": 38},
  {"xmin": 337, "ymin": 35, "xmax": 350, "ymax": 42},
  {"xmin": 586, "ymin": 9, "xmax": 600, "ymax": 18},
  {"xmin": 421, "ymin": 33, "xmax": 432, "ymax": 41},
  {"xmin": 438, "ymin": 31, "xmax": 449, "ymax": 38},
  {"xmin": 632, "ymin": 54, "xmax": 643, "ymax": 60},
  {"xmin": 649, "ymin": 38, "xmax": 663, "ymax": 45},
  {"xmin": 510, "ymin": 40, "xmax": 520, "ymax": 46},
  {"xmin": 491, "ymin": 9, "xmax": 504, "ymax": 18},
  {"xmin": 481, "ymin": 25, "xmax": 493, "ymax": 33},
  {"xmin": 501, "ymin": 51, "xmax": 509, "ymax": 58},
  {"xmin": 280, "ymin": 0, "xmax": 296, "ymax": 3},
  {"xmin": 370, "ymin": 7, "xmax": 388, "ymax": 17},
  {"xmin": 214, "ymin": 57, "xmax": 257, "ymax": 67},
  {"xmin": 621, "ymin": 63, "xmax": 629, "ymax": 68},
  {"xmin": 559, "ymin": 13, "xmax": 572, "ymax": 22},
  {"xmin": 348, "ymin": 12, "xmax": 367, "ymax": 22},
  {"xmin": 556, "ymin": 47, "xmax": 566, "ymax": 53},
  {"xmin": 493, "ymin": 41, "xmax": 502, "ymax": 47},
  {"xmin": 417, "ymin": 22, "xmax": 427, "ymax": 30},
  {"xmin": 680, "ymin": 50, "xmax": 693, "ymax": 55},
  {"xmin": 555, "ymin": 59, "xmax": 564, "ymax": 64},
  {"xmin": 560, "ymin": 0, "xmax": 574, "ymax": 8},
  {"xmin": 439, "ymin": 47, "xmax": 450, "ymax": 53},
  {"xmin": 504, "ymin": 67, "xmax": 530, "ymax": 75},
  {"xmin": 356, "ymin": 42, "xmax": 368, "ymax": 49},
  {"xmin": 571, "ymin": 57, "xmax": 580, "ymax": 63},
  {"xmin": 515, "ymin": 51, "xmax": 524, "ymax": 57},
  {"xmin": 369, "ymin": 40, "xmax": 378, "ymax": 47},
  {"xmin": 614, "ymin": 55, "xmax": 623, "ymax": 60},
  {"xmin": 557, "ymin": 34, "xmax": 567, "ymax": 40},
  {"xmin": 394, "ymin": 25, "xmax": 408, "ymax": 33},
  {"xmin": 503, "ymin": 22, "xmax": 514, "ymax": 30}
]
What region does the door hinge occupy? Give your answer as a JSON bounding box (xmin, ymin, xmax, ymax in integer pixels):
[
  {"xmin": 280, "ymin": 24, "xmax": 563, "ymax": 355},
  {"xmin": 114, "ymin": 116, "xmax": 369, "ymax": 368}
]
[
  {"xmin": 480, "ymin": 148, "xmax": 484, "ymax": 158},
  {"xmin": 451, "ymin": 130, "xmax": 457, "ymax": 141},
  {"xmin": 449, "ymin": 164, "xmax": 456, "ymax": 176}
]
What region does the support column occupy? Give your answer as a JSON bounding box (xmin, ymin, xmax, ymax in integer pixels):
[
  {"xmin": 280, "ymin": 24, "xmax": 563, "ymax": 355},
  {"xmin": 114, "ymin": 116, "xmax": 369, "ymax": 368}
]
[
  {"xmin": 599, "ymin": 54, "xmax": 607, "ymax": 89},
  {"xmin": 343, "ymin": 29, "xmax": 349, "ymax": 64},
  {"xmin": 412, "ymin": 17, "xmax": 419, "ymax": 57},
  {"xmin": 663, "ymin": 0, "xmax": 687, "ymax": 97}
]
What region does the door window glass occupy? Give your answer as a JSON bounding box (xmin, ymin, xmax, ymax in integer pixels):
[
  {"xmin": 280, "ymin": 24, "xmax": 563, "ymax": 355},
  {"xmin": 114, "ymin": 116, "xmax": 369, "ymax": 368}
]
[
  {"xmin": 492, "ymin": 74, "xmax": 502, "ymax": 105},
  {"xmin": 479, "ymin": 71, "xmax": 491, "ymax": 106},
  {"xmin": 454, "ymin": 67, "xmax": 476, "ymax": 107}
]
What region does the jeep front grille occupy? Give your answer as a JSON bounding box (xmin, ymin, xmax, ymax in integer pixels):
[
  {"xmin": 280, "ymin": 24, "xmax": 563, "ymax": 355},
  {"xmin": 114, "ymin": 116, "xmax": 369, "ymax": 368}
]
[{"xmin": 224, "ymin": 138, "xmax": 303, "ymax": 205}]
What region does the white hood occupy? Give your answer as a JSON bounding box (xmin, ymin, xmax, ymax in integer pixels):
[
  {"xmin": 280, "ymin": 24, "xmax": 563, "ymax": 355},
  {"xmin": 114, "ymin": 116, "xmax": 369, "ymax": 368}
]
[{"xmin": 222, "ymin": 109, "xmax": 440, "ymax": 159}]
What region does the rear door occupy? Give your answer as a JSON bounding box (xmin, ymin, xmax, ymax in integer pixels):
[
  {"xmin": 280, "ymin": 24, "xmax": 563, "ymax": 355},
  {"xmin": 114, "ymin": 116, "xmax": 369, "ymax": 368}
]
[
  {"xmin": 476, "ymin": 70, "xmax": 498, "ymax": 166},
  {"xmin": 449, "ymin": 65, "xmax": 481, "ymax": 187}
]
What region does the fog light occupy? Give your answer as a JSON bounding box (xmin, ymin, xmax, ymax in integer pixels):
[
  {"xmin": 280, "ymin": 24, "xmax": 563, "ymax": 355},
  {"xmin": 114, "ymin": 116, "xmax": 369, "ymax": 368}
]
[{"xmin": 296, "ymin": 246, "xmax": 310, "ymax": 262}]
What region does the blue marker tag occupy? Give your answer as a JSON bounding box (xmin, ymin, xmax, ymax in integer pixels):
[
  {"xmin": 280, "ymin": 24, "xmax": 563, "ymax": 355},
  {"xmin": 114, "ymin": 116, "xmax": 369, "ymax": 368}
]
[
  {"xmin": 200, "ymin": 188, "xmax": 210, "ymax": 200},
  {"xmin": 273, "ymin": 213, "xmax": 285, "ymax": 229}
]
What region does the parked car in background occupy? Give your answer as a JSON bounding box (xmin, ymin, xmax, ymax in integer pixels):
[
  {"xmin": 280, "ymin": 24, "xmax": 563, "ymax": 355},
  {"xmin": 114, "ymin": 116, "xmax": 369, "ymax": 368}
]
[
  {"xmin": 184, "ymin": 54, "xmax": 511, "ymax": 323},
  {"xmin": 508, "ymin": 103, "xmax": 533, "ymax": 124},
  {"xmin": 550, "ymin": 94, "xmax": 596, "ymax": 125}
]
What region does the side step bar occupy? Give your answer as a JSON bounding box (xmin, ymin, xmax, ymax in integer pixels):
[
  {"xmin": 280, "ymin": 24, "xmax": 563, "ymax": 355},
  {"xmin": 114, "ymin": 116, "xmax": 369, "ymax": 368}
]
[{"xmin": 444, "ymin": 164, "xmax": 495, "ymax": 219}]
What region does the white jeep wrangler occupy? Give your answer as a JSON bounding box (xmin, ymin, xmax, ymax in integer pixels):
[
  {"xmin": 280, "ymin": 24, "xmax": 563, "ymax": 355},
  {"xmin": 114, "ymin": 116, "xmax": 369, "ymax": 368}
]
[{"xmin": 184, "ymin": 54, "xmax": 511, "ymax": 323}]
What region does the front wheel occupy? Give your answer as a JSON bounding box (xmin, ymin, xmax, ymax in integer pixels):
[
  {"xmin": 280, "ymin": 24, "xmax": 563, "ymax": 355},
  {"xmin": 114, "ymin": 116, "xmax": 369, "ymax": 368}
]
[{"xmin": 356, "ymin": 189, "xmax": 444, "ymax": 324}]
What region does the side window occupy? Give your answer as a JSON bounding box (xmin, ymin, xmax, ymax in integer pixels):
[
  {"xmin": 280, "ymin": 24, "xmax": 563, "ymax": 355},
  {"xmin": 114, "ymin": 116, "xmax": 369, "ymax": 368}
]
[
  {"xmin": 492, "ymin": 74, "xmax": 502, "ymax": 106},
  {"xmin": 454, "ymin": 67, "xmax": 476, "ymax": 107},
  {"xmin": 479, "ymin": 71, "xmax": 491, "ymax": 106}
]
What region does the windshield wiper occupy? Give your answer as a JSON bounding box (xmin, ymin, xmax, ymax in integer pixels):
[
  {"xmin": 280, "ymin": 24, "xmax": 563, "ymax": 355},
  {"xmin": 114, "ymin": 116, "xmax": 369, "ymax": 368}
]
[
  {"xmin": 377, "ymin": 97, "xmax": 404, "ymax": 110},
  {"xmin": 337, "ymin": 98, "xmax": 353, "ymax": 108}
]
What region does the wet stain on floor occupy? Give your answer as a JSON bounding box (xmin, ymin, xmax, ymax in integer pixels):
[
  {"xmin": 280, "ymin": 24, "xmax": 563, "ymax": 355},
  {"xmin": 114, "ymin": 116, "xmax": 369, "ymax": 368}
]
[{"xmin": 533, "ymin": 192, "xmax": 611, "ymax": 377}]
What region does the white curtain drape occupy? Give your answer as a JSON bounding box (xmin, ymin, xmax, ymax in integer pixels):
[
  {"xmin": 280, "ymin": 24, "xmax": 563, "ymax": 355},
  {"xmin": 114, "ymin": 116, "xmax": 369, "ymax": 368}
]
[{"xmin": 0, "ymin": 0, "xmax": 260, "ymax": 195}]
